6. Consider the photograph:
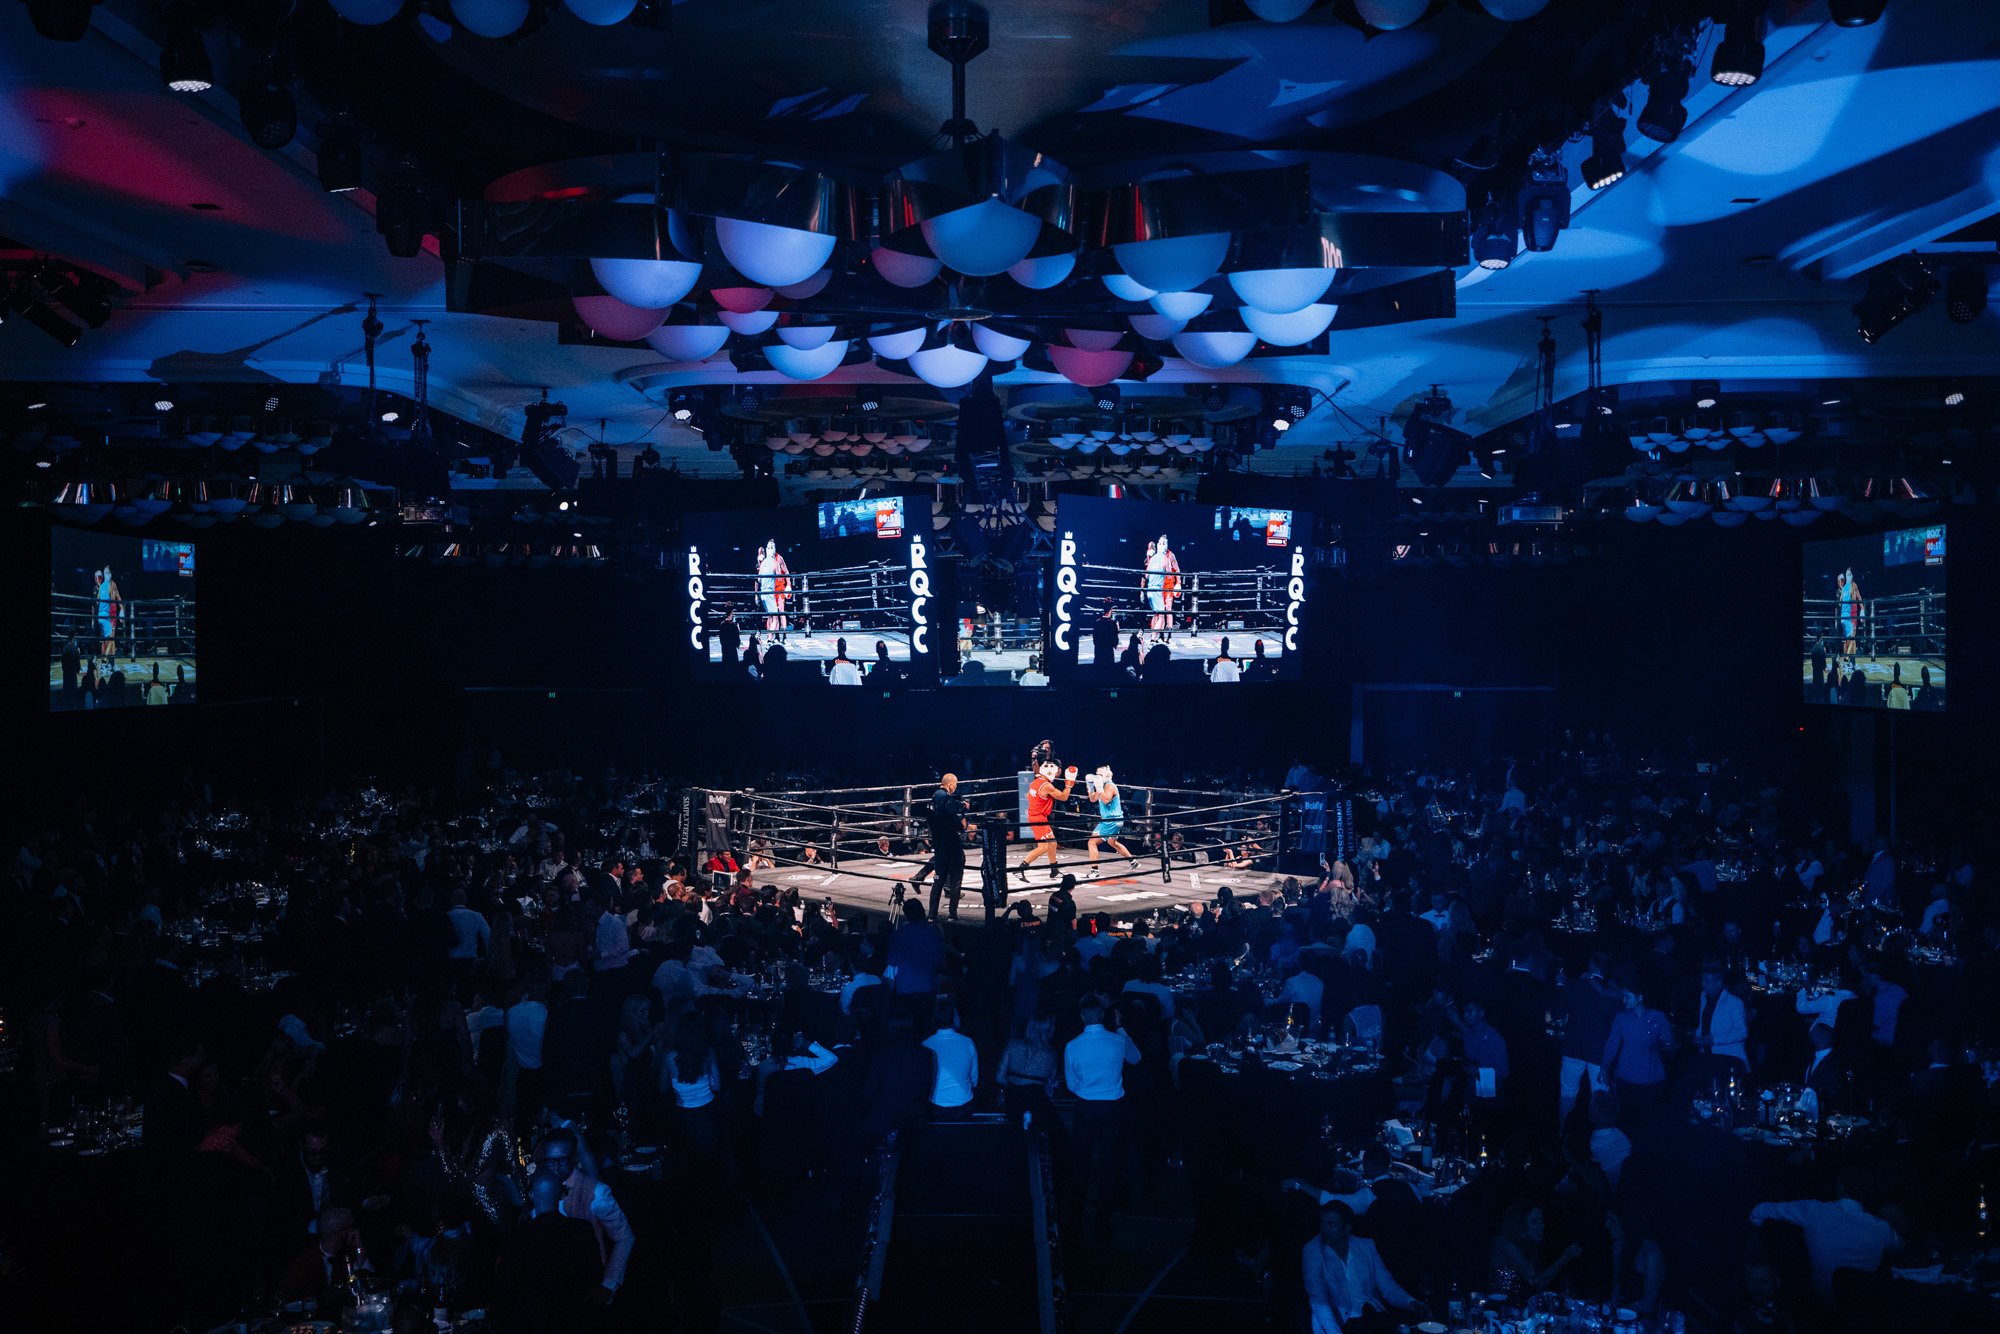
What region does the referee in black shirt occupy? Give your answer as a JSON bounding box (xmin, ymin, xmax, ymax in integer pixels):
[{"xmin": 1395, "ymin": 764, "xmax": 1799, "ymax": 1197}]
[{"xmin": 910, "ymin": 773, "xmax": 967, "ymax": 920}]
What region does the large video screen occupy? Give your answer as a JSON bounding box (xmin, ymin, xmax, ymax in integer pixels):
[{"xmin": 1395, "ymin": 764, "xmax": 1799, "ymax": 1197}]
[
  {"xmin": 50, "ymin": 528, "xmax": 198, "ymax": 710},
  {"xmin": 1048, "ymin": 495, "xmax": 1309, "ymax": 685},
  {"xmin": 684, "ymin": 504, "xmax": 936, "ymax": 685},
  {"xmin": 1803, "ymin": 524, "xmax": 1945, "ymax": 710}
]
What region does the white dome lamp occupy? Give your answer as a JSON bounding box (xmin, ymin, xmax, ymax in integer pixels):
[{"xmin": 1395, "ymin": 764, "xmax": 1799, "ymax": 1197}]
[
  {"xmin": 906, "ymin": 329, "xmax": 989, "ymax": 388},
  {"xmin": 717, "ymin": 309, "xmax": 780, "ymax": 336},
  {"xmin": 449, "ymin": 0, "xmax": 530, "ymax": 38},
  {"xmin": 1113, "ymin": 231, "xmax": 1231, "ymax": 295},
  {"xmin": 1478, "ymin": 0, "xmax": 1552, "ymax": 19},
  {"xmin": 563, "ymin": 0, "xmax": 637, "ymax": 26},
  {"xmin": 871, "ymin": 246, "xmax": 944, "ymax": 289},
  {"xmin": 775, "ymin": 268, "xmax": 833, "ymax": 300},
  {"xmin": 572, "ymin": 294, "xmax": 664, "ymax": 342},
  {"xmin": 1149, "ymin": 290, "xmax": 1213, "ymax": 321},
  {"xmin": 1228, "ymin": 267, "xmax": 1334, "ymax": 315},
  {"xmin": 644, "ymin": 321, "xmax": 731, "ymax": 363},
  {"xmin": 330, "ymin": 0, "xmax": 405, "ymax": 24},
  {"xmin": 1171, "ymin": 329, "xmax": 1258, "ymax": 368},
  {"xmin": 970, "ymin": 324, "xmax": 1032, "ymax": 362},
  {"xmin": 867, "ymin": 326, "xmax": 928, "ymax": 361},
  {"xmin": 1245, "ymin": 0, "xmax": 1316, "ymax": 19},
  {"xmin": 1353, "ymin": 0, "xmax": 1430, "ymax": 30},
  {"xmin": 920, "ymin": 198, "xmax": 1043, "ymax": 277},
  {"xmin": 1064, "ymin": 328, "xmax": 1125, "ymax": 352},
  {"xmin": 1127, "ymin": 313, "xmax": 1186, "ymax": 341},
  {"xmin": 1102, "ymin": 273, "xmax": 1157, "ymax": 303},
  {"xmin": 1238, "ymin": 302, "xmax": 1337, "ymax": 346},
  {"xmin": 714, "ymin": 217, "xmax": 838, "ymax": 290},
  {"xmin": 1007, "ymin": 252, "xmax": 1076, "ymax": 290},
  {"xmin": 776, "ymin": 323, "xmax": 840, "ymax": 351},
  {"xmin": 590, "ymin": 255, "xmax": 701, "ymax": 310}
]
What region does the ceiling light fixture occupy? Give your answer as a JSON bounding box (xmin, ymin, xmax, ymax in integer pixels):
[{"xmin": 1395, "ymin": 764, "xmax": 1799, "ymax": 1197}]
[
  {"xmin": 1853, "ymin": 253, "xmax": 1939, "ymax": 344},
  {"xmin": 1828, "ymin": 0, "xmax": 1887, "ymax": 25},
  {"xmin": 159, "ymin": 18, "xmax": 213, "ymax": 93},
  {"xmin": 1518, "ymin": 148, "xmax": 1570, "ymax": 253},
  {"xmin": 1471, "ymin": 192, "xmax": 1517, "ymax": 269},
  {"xmin": 238, "ymin": 71, "xmax": 297, "ymax": 151},
  {"xmin": 1582, "ymin": 110, "xmax": 1628, "ymax": 190},
  {"xmin": 1636, "ymin": 51, "xmax": 1691, "ymax": 143},
  {"xmin": 1711, "ymin": 7, "xmax": 1765, "ymax": 88},
  {"xmin": 24, "ymin": 0, "xmax": 95, "ymax": 41},
  {"xmin": 317, "ymin": 118, "xmax": 364, "ymax": 193},
  {"xmin": 1945, "ymin": 266, "xmax": 1988, "ymax": 323}
]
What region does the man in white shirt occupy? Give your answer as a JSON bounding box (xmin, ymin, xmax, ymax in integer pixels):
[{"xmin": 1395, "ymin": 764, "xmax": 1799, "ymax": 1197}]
[
  {"xmin": 923, "ymin": 999, "xmax": 978, "ymax": 1118},
  {"xmin": 593, "ymin": 896, "xmax": 630, "ymax": 976},
  {"xmin": 446, "ymin": 888, "xmax": 489, "ymax": 965},
  {"xmin": 1418, "ymin": 890, "xmax": 1453, "ymax": 937},
  {"xmin": 1749, "ymin": 1179, "xmax": 1898, "ymax": 1301},
  {"xmin": 1064, "ymin": 995, "xmax": 1142, "ymax": 1239},
  {"xmin": 1302, "ymin": 1199, "xmax": 1425, "ymax": 1334},
  {"xmin": 1693, "ymin": 966, "xmax": 1750, "ymax": 1072},
  {"xmin": 507, "ymin": 982, "xmax": 549, "ymax": 1116}
]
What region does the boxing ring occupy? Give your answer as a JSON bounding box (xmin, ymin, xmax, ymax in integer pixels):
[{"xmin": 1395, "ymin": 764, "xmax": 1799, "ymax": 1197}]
[
  {"xmin": 1071, "ymin": 559, "xmax": 1291, "ymax": 663},
  {"xmin": 699, "ymin": 558, "xmax": 916, "ymax": 661},
  {"xmin": 681, "ymin": 774, "xmax": 1347, "ymax": 920}
]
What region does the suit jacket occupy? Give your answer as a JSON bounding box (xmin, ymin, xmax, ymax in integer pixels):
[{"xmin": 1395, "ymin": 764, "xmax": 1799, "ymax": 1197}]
[{"xmin": 1802, "ymin": 1050, "xmax": 1846, "ymax": 1105}]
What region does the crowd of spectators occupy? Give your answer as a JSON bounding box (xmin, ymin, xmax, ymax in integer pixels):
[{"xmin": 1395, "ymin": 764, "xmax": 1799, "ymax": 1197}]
[{"xmin": 2, "ymin": 734, "xmax": 1994, "ymax": 1331}]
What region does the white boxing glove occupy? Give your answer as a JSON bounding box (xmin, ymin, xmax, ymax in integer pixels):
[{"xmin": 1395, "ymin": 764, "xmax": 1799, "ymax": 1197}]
[{"xmin": 1064, "ymin": 766, "xmax": 1079, "ymax": 780}]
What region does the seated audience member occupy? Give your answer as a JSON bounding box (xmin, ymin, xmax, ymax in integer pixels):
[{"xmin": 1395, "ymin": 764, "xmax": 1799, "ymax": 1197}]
[{"xmin": 1302, "ymin": 1199, "xmax": 1428, "ymax": 1334}]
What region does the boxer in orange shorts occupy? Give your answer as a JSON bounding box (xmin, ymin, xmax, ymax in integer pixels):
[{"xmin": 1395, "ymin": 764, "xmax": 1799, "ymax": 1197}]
[{"xmin": 1016, "ymin": 756, "xmax": 1077, "ymax": 882}]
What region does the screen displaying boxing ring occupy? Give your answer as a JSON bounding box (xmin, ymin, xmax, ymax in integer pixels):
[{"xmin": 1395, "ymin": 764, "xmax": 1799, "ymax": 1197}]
[
  {"xmin": 1802, "ymin": 524, "xmax": 1945, "ymax": 711},
  {"xmin": 681, "ymin": 770, "xmax": 1339, "ymax": 921},
  {"xmin": 1046, "ymin": 495, "xmax": 1309, "ymax": 685},
  {"xmin": 683, "ymin": 503, "xmax": 936, "ymax": 685},
  {"xmin": 49, "ymin": 527, "xmax": 198, "ymax": 711}
]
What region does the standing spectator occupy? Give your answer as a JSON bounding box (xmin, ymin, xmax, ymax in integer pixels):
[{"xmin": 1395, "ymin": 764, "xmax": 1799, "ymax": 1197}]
[
  {"xmin": 1063, "ymin": 995, "xmax": 1140, "ymax": 1240},
  {"xmin": 923, "ymin": 998, "xmax": 978, "ymax": 1118}
]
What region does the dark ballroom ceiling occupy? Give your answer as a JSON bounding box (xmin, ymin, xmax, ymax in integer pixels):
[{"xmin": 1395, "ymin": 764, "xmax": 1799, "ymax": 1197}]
[{"xmin": 1, "ymin": 0, "xmax": 1996, "ymax": 490}]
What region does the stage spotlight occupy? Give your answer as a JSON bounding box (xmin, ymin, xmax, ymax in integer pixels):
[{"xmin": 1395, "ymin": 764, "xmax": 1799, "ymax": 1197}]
[
  {"xmin": 1711, "ymin": 9, "xmax": 1765, "ymax": 88},
  {"xmin": 40, "ymin": 269, "xmax": 112, "ymax": 327},
  {"xmin": 154, "ymin": 398, "xmax": 174, "ymax": 411},
  {"xmin": 1693, "ymin": 381, "xmax": 1719, "ymax": 409},
  {"xmin": 381, "ymin": 410, "xmax": 400, "ymax": 422},
  {"xmin": 1852, "ymin": 254, "xmax": 1939, "ymax": 344},
  {"xmin": 159, "ymin": 20, "xmax": 212, "ymax": 93},
  {"xmin": 856, "ymin": 388, "xmax": 882, "ymax": 413},
  {"xmin": 1945, "ymin": 266, "xmax": 1987, "ymax": 323},
  {"xmin": 1093, "ymin": 385, "xmax": 1120, "ymax": 414},
  {"xmin": 25, "ymin": 0, "xmax": 94, "ymax": 41},
  {"xmin": 1272, "ymin": 416, "xmax": 1290, "ymax": 431},
  {"xmin": 668, "ymin": 389, "xmax": 701, "ymax": 421},
  {"xmin": 1518, "ymin": 149, "xmax": 1569, "ymax": 253},
  {"xmin": 1828, "ymin": 0, "xmax": 1886, "ymax": 25},
  {"xmin": 238, "ymin": 74, "xmax": 297, "ymax": 151},
  {"xmin": 317, "ymin": 120, "xmax": 364, "ymax": 193},
  {"xmin": 1582, "ymin": 111, "xmax": 1627, "ymax": 190},
  {"xmin": 1471, "ymin": 192, "xmax": 1517, "ymax": 269},
  {"xmin": 1637, "ymin": 64, "xmax": 1689, "ymax": 143},
  {"xmin": 1944, "ymin": 388, "xmax": 1965, "ymax": 407},
  {"xmin": 9, "ymin": 285, "xmax": 84, "ymax": 347}
]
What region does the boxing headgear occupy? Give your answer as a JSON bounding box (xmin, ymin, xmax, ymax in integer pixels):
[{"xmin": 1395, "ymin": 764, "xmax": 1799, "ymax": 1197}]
[{"xmin": 1038, "ymin": 761, "xmax": 1059, "ymax": 780}]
